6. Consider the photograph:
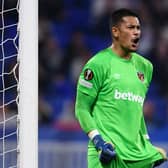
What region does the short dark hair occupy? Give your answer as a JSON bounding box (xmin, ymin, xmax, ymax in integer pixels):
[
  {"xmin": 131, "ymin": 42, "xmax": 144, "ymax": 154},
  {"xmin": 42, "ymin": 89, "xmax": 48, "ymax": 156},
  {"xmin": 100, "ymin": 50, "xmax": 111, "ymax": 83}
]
[{"xmin": 109, "ymin": 8, "xmax": 140, "ymax": 28}]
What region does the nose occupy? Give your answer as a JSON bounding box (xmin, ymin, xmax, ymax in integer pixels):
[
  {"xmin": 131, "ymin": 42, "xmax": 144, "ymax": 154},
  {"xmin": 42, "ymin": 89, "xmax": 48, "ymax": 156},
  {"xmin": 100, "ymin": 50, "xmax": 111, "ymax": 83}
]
[{"xmin": 134, "ymin": 27, "xmax": 141, "ymax": 36}]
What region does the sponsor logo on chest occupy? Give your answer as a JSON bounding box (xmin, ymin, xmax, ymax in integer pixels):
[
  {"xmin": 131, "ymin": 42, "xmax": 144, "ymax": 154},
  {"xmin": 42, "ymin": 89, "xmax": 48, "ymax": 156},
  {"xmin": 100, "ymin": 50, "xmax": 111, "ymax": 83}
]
[{"xmin": 114, "ymin": 89, "xmax": 144, "ymax": 106}]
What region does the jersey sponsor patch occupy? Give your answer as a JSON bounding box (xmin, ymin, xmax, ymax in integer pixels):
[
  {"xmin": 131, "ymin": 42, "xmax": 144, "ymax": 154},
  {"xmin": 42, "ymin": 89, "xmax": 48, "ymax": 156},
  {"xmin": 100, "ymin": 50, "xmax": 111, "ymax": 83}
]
[
  {"xmin": 84, "ymin": 69, "xmax": 94, "ymax": 80},
  {"xmin": 137, "ymin": 72, "xmax": 144, "ymax": 82},
  {"xmin": 79, "ymin": 78, "xmax": 93, "ymax": 88}
]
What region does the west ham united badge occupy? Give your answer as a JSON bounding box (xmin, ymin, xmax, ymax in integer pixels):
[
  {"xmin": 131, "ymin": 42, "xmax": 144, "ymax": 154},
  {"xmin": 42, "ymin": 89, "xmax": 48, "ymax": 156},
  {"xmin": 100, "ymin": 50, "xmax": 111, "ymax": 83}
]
[
  {"xmin": 137, "ymin": 72, "xmax": 144, "ymax": 82},
  {"xmin": 84, "ymin": 69, "xmax": 94, "ymax": 80}
]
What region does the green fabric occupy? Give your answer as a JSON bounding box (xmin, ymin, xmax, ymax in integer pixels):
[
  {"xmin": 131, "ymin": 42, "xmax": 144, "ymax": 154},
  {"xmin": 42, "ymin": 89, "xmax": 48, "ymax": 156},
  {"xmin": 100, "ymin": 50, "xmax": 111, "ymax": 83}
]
[
  {"xmin": 75, "ymin": 91, "xmax": 97, "ymax": 133},
  {"xmin": 75, "ymin": 47, "xmax": 162, "ymax": 161},
  {"xmin": 88, "ymin": 152, "xmax": 162, "ymax": 168}
]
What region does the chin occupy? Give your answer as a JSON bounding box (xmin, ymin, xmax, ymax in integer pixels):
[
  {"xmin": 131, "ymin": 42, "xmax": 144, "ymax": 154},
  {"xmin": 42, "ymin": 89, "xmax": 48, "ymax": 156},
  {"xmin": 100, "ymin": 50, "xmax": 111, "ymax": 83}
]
[
  {"xmin": 129, "ymin": 47, "xmax": 138, "ymax": 52},
  {"xmin": 123, "ymin": 46, "xmax": 138, "ymax": 53}
]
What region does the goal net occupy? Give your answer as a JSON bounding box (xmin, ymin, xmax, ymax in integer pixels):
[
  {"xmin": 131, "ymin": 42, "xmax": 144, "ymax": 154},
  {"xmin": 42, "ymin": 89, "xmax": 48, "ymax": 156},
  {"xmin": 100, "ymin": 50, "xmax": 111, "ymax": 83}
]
[
  {"xmin": 0, "ymin": 0, "xmax": 38, "ymax": 167},
  {"xmin": 0, "ymin": 0, "xmax": 19, "ymax": 167}
]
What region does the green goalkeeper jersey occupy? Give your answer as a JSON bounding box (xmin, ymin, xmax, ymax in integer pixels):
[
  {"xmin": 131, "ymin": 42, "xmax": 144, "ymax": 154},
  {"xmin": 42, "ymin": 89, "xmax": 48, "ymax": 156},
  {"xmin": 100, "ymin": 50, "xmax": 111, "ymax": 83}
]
[{"xmin": 76, "ymin": 47, "xmax": 162, "ymax": 161}]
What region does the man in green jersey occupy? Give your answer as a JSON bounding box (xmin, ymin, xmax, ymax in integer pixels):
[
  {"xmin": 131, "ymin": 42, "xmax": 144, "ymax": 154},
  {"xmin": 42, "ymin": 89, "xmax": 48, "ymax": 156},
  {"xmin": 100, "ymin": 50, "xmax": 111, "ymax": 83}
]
[{"xmin": 75, "ymin": 8, "xmax": 167, "ymax": 168}]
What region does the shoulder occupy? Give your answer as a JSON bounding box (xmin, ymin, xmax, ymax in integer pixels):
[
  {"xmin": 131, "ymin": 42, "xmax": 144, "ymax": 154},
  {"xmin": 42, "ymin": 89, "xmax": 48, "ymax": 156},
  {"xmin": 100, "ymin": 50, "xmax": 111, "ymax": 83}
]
[
  {"xmin": 82, "ymin": 48, "xmax": 110, "ymax": 81},
  {"xmin": 86, "ymin": 48, "xmax": 111, "ymax": 67},
  {"xmin": 132, "ymin": 52, "xmax": 153, "ymax": 70},
  {"xmin": 132, "ymin": 53, "xmax": 153, "ymax": 84}
]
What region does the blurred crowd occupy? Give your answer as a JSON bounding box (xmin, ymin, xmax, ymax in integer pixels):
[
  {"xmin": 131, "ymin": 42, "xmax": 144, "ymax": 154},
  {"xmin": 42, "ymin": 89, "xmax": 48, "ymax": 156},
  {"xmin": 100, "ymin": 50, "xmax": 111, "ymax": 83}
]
[{"xmin": 38, "ymin": 0, "xmax": 168, "ymax": 140}]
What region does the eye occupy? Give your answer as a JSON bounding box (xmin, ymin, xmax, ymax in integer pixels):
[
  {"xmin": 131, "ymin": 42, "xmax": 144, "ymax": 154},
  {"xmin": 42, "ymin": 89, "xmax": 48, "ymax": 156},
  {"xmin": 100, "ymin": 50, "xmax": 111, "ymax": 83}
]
[
  {"xmin": 127, "ymin": 25, "xmax": 140, "ymax": 30},
  {"xmin": 137, "ymin": 25, "xmax": 140, "ymax": 30},
  {"xmin": 127, "ymin": 25, "xmax": 134, "ymax": 29}
]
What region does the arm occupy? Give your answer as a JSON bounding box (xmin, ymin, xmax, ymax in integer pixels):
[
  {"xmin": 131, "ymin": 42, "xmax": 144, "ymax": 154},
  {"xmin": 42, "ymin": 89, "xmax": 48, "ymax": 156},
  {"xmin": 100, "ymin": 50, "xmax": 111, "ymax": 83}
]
[
  {"xmin": 140, "ymin": 115, "xmax": 167, "ymax": 166},
  {"xmin": 75, "ymin": 90, "xmax": 97, "ymax": 133},
  {"xmin": 75, "ymin": 57, "xmax": 116, "ymax": 163},
  {"xmin": 140, "ymin": 115, "xmax": 150, "ymax": 140},
  {"xmin": 75, "ymin": 90, "xmax": 116, "ymax": 164}
]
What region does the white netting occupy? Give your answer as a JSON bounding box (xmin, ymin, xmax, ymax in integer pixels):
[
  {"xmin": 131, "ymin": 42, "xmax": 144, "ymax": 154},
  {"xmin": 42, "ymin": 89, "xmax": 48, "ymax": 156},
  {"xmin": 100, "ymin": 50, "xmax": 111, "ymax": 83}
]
[{"xmin": 0, "ymin": 0, "xmax": 19, "ymax": 167}]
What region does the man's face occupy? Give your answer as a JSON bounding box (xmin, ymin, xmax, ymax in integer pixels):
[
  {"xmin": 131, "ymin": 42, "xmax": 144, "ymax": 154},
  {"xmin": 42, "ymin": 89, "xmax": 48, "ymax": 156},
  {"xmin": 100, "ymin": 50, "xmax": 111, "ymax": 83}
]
[{"xmin": 113, "ymin": 16, "xmax": 141, "ymax": 52}]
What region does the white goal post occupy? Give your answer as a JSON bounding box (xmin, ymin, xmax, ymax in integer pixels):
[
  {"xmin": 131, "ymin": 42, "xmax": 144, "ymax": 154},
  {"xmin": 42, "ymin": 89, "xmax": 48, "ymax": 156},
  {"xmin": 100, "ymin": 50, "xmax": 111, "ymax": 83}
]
[{"xmin": 19, "ymin": 0, "xmax": 38, "ymax": 167}]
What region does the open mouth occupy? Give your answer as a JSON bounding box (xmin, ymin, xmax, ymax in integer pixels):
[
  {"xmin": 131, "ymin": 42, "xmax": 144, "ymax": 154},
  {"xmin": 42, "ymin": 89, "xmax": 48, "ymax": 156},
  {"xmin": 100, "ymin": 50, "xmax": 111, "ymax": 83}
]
[
  {"xmin": 131, "ymin": 38, "xmax": 140, "ymax": 48},
  {"xmin": 132, "ymin": 38, "xmax": 140, "ymax": 44}
]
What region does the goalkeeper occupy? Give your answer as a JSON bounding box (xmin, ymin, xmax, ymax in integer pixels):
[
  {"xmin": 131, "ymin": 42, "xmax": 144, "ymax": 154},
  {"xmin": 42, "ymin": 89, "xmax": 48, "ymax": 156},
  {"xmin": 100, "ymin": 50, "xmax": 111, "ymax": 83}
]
[{"xmin": 75, "ymin": 8, "xmax": 167, "ymax": 168}]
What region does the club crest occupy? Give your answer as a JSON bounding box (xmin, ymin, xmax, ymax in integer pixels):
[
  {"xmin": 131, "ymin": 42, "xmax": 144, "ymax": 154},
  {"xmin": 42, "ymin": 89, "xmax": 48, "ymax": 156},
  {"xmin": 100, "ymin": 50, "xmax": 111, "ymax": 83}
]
[
  {"xmin": 137, "ymin": 72, "xmax": 144, "ymax": 82},
  {"xmin": 84, "ymin": 69, "xmax": 94, "ymax": 80}
]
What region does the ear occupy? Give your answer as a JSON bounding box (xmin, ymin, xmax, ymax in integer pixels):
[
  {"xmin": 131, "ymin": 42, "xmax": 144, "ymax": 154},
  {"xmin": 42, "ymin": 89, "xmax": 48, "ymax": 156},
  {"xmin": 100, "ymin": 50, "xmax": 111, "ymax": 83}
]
[{"xmin": 112, "ymin": 26, "xmax": 119, "ymax": 38}]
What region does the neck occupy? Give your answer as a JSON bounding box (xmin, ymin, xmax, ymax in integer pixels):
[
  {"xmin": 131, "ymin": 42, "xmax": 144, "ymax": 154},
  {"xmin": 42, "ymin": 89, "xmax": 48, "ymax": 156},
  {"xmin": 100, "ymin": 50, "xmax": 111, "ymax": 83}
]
[{"xmin": 111, "ymin": 43, "xmax": 131, "ymax": 59}]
